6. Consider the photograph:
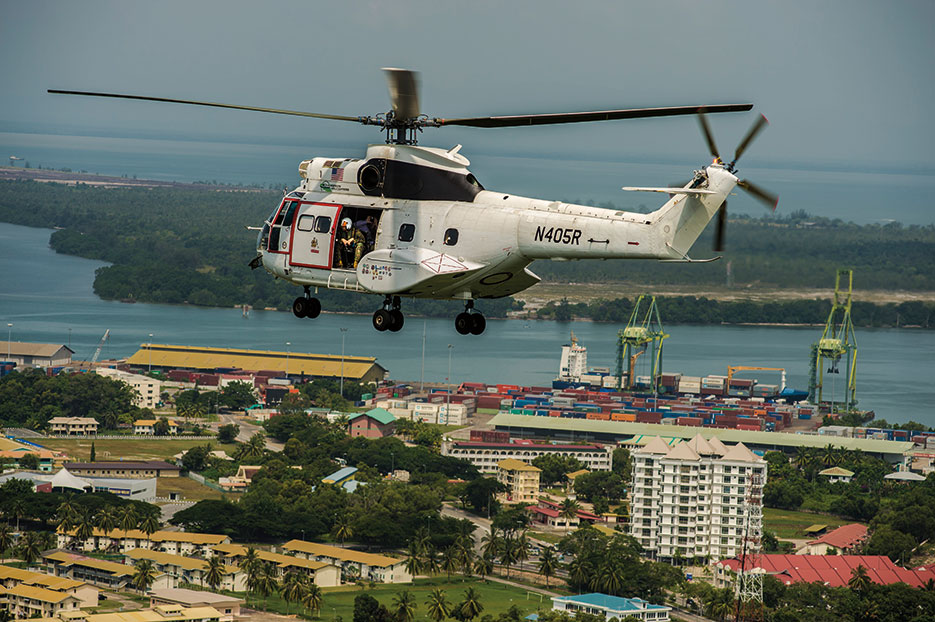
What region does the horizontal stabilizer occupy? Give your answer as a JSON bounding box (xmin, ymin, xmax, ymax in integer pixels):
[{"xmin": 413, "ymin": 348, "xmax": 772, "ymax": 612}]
[{"xmin": 621, "ymin": 186, "xmax": 714, "ymax": 195}]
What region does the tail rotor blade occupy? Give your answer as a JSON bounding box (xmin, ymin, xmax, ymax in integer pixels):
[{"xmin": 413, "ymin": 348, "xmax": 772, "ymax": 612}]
[
  {"xmin": 731, "ymin": 114, "xmax": 769, "ymax": 168},
  {"xmin": 698, "ymin": 113, "xmax": 720, "ymax": 161},
  {"xmin": 383, "ymin": 68, "xmax": 421, "ymax": 121},
  {"xmin": 738, "ymin": 179, "xmax": 779, "ymax": 210},
  {"xmin": 714, "ymin": 201, "xmax": 727, "ymax": 252}
]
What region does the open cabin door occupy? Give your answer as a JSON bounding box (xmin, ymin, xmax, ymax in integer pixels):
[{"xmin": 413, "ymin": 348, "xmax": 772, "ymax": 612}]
[{"xmin": 290, "ymin": 202, "xmax": 341, "ymax": 269}]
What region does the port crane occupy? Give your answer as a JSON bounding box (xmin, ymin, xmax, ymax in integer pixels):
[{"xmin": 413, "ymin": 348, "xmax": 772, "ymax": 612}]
[
  {"xmin": 87, "ymin": 329, "xmax": 110, "ymax": 369},
  {"xmin": 808, "ymin": 269, "xmax": 857, "ymax": 413},
  {"xmin": 615, "ymin": 295, "xmax": 668, "ymax": 392}
]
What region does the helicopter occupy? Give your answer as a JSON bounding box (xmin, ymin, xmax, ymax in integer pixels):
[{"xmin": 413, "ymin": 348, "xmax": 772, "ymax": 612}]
[{"xmin": 50, "ymin": 69, "xmax": 777, "ymax": 335}]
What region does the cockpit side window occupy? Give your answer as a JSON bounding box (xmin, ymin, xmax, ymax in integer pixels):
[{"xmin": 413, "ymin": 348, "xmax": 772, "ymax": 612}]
[{"xmin": 280, "ymin": 201, "xmax": 298, "ymax": 227}]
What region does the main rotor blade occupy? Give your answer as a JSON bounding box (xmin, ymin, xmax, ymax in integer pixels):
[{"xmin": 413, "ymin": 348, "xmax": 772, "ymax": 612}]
[
  {"xmin": 697, "ymin": 113, "xmax": 720, "ymax": 160},
  {"xmin": 48, "ymin": 90, "xmax": 361, "ymax": 122},
  {"xmin": 435, "ymin": 103, "xmax": 752, "ymax": 129},
  {"xmin": 382, "ymin": 68, "xmax": 421, "ymax": 121},
  {"xmin": 738, "ymin": 179, "xmax": 779, "ymax": 210},
  {"xmin": 731, "ymin": 114, "xmax": 769, "ymax": 167},
  {"xmin": 714, "ymin": 201, "xmax": 727, "ymax": 252}
]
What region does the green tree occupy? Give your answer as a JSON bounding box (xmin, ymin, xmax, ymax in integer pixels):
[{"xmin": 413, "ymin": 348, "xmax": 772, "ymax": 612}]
[
  {"xmin": 139, "ymin": 513, "xmax": 160, "ymax": 548},
  {"xmin": 457, "ymin": 586, "xmax": 484, "ymax": 621},
  {"xmin": 235, "ymin": 432, "xmax": 267, "ymax": 461},
  {"xmin": 538, "ymin": 546, "xmax": 558, "ymax": 587},
  {"xmin": 72, "ymin": 508, "xmax": 95, "ymax": 548},
  {"xmin": 531, "ymin": 454, "xmax": 584, "ymax": 486},
  {"xmin": 280, "ymin": 570, "xmax": 307, "ymax": 613},
  {"xmin": 302, "ymin": 582, "xmax": 323, "ymax": 618},
  {"xmin": 153, "ymin": 417, "xmax": 171, "ymax": 436},
  {"xmin": 441, "ymin": 545, "xmax": 459, "ymax": 581},
  {"xmin": 205, "ymin": 555, "xmax": 226, "ymax": 591},
  {"xmin": 253, "ymin": 563, "xmax": 279, "ymax": 607},
  {"xmin": 425, "ymin": 587, "xmax": 451, "ymax": 622},
  {"xmin": 118, "ymin": 504, "xmax": 137, "ymax": 536},
  {"xmin": 333, "ymin": 514, "xmax": 353, "ymax": 547},
  {"xmin": 559, "ymin": 498, "xmax": 579, "ymax": 531},
  {"xmin": 90, "ymin": 442, "xmax": 97, "ymax": 462},
  {"xmin": 132, "ymin": 558, "xmax": 157, "ymax": 593},
  {"xmin": 392, "ymin": 590, "xmax": 417, "ymax": 622},
  {"xmin": 847, "ymin": 564, "xmax": 871, "ymax": 594},
  {"xmin": 221, "ymin": 381, "xmax": 256, "ymax": 409},
  {"xmin": 217, "ymin": 423, "xmax": 240, "ymax": 443},
  {"xmin": 18, "ymin": 453, "xmax": 40, "ymax": 470},
  {"xmin": 0, "ymin": 523, "xmax": 12, "ymax": 562},
  {"xmin": 16, "ymin": 530, "xmax": 43, "ymax": 564}
]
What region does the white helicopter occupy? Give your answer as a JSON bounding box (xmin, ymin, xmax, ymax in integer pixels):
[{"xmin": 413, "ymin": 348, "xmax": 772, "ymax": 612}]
[{"xmin": 50, "ymin": 69, "xmax": 776, "ymax": 335}]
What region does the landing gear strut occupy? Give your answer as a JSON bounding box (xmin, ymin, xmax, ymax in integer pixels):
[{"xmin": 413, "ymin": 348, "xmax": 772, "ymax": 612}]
[
  {"xmin": 373, "ymin": 295, "xmax": 404, "ymax": 332},
  {"xmin": 292, "ymin": 287, "xmax": 321, "ymax": 319},
  {"xmin": 455, "ymin": 300, "xmax": 486, "ymax": 335}
]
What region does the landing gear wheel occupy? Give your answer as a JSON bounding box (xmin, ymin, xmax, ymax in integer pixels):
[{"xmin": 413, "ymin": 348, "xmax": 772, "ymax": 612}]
[
  {"xmin": 469, "ymin": 313, "xmax": 486, "ymax": 335},
  {"xmin": 455, "ymin": 312, "xmax": 472, "ymax": 335},
  {"xmin": 292, "ymin": 297, "xmax": 308, "ymax": 318},
  {"xmin": 373, "ymin": 309, "xmax": 392, "ymax": 332},
  {"xmin": 388, "ymin": 309, "xmax": 405, "ymax": 332},
  {"xmin": 305, "ymin": 298, "xmax": 321, "ymax": 319}
]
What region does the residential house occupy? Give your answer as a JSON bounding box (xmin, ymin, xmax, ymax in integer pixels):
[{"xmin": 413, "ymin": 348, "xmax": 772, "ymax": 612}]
[
  {"xmin": 134, "ymin": 419, "xmax": 180, "ymax": 435},
  {"xmin": 818, "ymin": 466, "xmax": 854, "ymax": 484},
  {"xmin": 123, "ymin": 550, "xmax": 247, "ymax": 592},
  {"xmin": 496, "ymin": 459, "xmax": 540, "ymax": 504},
  {"xmin": 57, "ymin": 528, "xmax": 229, "ymax": 557},
  {"xmin": 48, "ymin": 417, "xmax": 99, "ymax": 436},
  {"xmin": 42, "ymin": 551, "xmax": 138, "ymax": 590},
  {"xmin": 218, "ymin": 466, "xmax": 262, "ymax": 492},
  {"xmin": 211, "ymin": 544, "xmax": 340, "ymax": 586},
  {"xmin": 714, "ymin": 554, "xmax": 935, "ymax": 588},
  {"xmin": 0, "ymin": 564, "xmax": 98, "ymax": 608},
  {"xmin": 798, "ymin": 523, "xmax": 869, "ymax": 555},
  {"xmin": 347, "ymin": 408, "xmax": 396, "ymax": 438},
  {"xmin": 551, "ymin": 593, "xmax": 670, "ymax": 621},
  {"xmin": 0, "ymin": 583, "xmax": 82, "ymax": 619},
  {"xmin": 281, "ymin": 540, "xmax": 411, "ymax": 584}
]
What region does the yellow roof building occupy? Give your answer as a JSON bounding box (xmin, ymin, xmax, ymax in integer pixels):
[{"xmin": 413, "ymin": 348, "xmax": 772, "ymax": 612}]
[
  {"xmin": 30, "ymin": 605, "xmax": 223, "ymax": 622},
  {"xmin": 497, "ymin": 458, "xmax": 541, "ymax": 472},
  {"xmin": 282, "ymin": 540, "xmax": 402, "ymax": 567},
  {"xmin": 126, "ymin": 344, "xmax": 387, "ymax": 383}
]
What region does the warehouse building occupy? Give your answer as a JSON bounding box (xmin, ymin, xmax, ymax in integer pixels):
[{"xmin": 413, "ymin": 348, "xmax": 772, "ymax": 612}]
[
  {"xmin": 486, "ymin": 413, "xmax": 914, "ymax": 465},
  {"xmin": 126, "ymin": 343, "xmax": 387, "ymax": 384},
  {"xmin": 0, "ymin": 341, "xmax": 73, "ymax": 368}
]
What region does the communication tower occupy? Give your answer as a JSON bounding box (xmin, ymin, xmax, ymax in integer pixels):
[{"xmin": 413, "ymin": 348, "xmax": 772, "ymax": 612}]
[
  {"xmin": 735, "ymin": 469, "xmax": 764, "ymax": 622},
  {"xmin": 615, "ymin": 295, "xmax": 668, "ymax": 391},
  {"xmin": 807, "ymin": 269, "xmax": 858, "ymax": 413}
]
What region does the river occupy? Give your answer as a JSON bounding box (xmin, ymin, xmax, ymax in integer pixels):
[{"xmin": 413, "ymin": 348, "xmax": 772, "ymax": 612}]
[{"xmin": 1, "ymin": 222, "xmax": 932, "ymax": 425}]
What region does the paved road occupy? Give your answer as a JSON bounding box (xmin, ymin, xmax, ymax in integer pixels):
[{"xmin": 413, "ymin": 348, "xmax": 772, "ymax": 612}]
[{"xmin": 216, "ymin": 412, "xmax": 284, "ymax": 452}]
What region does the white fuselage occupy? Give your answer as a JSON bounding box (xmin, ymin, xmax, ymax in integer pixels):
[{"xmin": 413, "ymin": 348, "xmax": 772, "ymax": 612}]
[{"xmin": 258, "ymin": 144, "xmax": 736, "ymax": 301}]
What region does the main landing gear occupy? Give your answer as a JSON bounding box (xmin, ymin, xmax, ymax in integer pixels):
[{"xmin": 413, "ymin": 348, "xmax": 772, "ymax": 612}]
[
  {"xmin": 292, "ymin": 287, "xmax": 321, "ymax": 319},
  {"xmin": 373, "ymin": 295, "xmax": 404, "ymax": 332},
  {"xmin": 455, "ymin": 300, "xmax": 486, "ymax": 336}
]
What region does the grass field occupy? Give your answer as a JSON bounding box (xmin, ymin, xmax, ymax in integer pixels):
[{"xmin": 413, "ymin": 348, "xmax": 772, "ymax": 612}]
[
  {"xmin": 763, "ymin": 507, "xmax": 860, "ymax": 539},
  {"xmin": 245, "ymin": 577, "xmax": 550, "ymax": 620},
  {"xmin": 156, "ymin": 476, "xmax": 239, "ymax": 502},
  {"xmin": 39, "ymin": 438, "xmax": 238, "ymax": 462}
]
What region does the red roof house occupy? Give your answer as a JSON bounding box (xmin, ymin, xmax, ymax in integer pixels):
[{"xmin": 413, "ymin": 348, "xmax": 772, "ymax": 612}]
[
  {"xmin": 800, "ymin": 523, "xmax": 869, "ymax": 555},
  {"xmin": 714, "ymin": 554, "xmax": 935, "ymax": 589}
]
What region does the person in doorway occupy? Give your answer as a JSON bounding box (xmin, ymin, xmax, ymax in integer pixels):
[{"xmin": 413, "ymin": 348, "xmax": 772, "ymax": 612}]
[
  {"xmin": 336, "ymin": 218, "xmax": 355, "ymax": 268},
  {"xmin": 354, "ymin": 215, "xmax": 377, "ymax": 253}
]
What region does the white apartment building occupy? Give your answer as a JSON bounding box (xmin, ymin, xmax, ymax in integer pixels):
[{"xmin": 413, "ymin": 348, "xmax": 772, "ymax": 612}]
[
  {"xmin": 95, "ymin": 368, "xmax": 162, "ymax": 410},
  {"xmin": 628, "ymin": 434, "xmax": 766, "ymax": 563},
  {"xmin": 442, "ymin": 439, "xmax": 613, "ymax": 474},
  {"xmin": 375, "ymin": 397, "xmax": 474, "ymax": 426}
]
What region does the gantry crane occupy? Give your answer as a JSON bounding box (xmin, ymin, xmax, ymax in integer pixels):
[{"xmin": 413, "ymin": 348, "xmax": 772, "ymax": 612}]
[
  {"xmin": 615, "ymin": 295, "xmax": 668, "ymax": 392},
  {"xmin": 808, "ymin": 269, "xmax": 858, "ymax": 412}
]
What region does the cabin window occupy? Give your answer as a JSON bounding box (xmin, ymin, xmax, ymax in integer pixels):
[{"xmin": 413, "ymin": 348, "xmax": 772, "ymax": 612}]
[
  {"xmin": 314, "ymin": 216, "xmax": 332, "ymax": 234},
  {"xmin": 398, "ymin": 223, "xmax": 415, "ymax": 242},
  {"xmin": 444, "ymin": 228, "xmax": 459, "ymax": 246},
  {"xmin": 297, "ymin": 215, "xmax": 315, "ymax": 232}
]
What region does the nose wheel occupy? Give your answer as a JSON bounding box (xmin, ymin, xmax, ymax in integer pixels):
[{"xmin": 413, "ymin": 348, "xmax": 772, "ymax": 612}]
[
  {"xmin": 455, "ymin": 300, "xmax": 486, "ymax": 335},
  {"xmin": 293, "ymin": 288, "xmax": 321, "ymax": 319},
  {"xmin": 373, "ymin": 295, "xmax": 404, "ymax": 332}
]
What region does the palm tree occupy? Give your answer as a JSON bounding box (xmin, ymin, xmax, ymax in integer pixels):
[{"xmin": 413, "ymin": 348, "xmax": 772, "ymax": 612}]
[
  {"xmin": 302, "ymin": 583, "xmax": 323, "ymax": 618},
  {"xmin": 139, "ymin": 513, "xmax": 160, "ymax": 549},
  {"xmin": 95, "ymin": 506, "xmax": 117, "ymax": 535},
  {"xmin": 422, "ymin": 545, "xmax": 440, "ymax": 577},
  {"xmin": 559, "ymin": 498, "xmax": 579, "ymax": 531},
  {"xmin": 16, "ymin": 531, "xmax": 42, "ymax": 565},
  {"xmin": 514, "ymin": 531, "xmax": 529, "ymax": 573},
  {"xmin": 567, "ymin": 557, "xmax": 592, "ymax": 591},
  {"xmin": 242, "ymin": 546, "xmax": 261, "ymax": 582},
  {"xmin": 132, "ymin": 558, "xmax": 157, "ymax": 594},
  {"xmin": 480, "ymin": 528, "xmax": 500, "ymax": 559},
  {"xmin": 848, "ymin": 564, "xmax": 872, "ymax": 593},
  {"xmin": 205, "ymin": 555, "xmax": 226, "ymax": 591},
  {"xmin": 8, "ymin": 499, "xmax": 26, "ymax": 533},
  {"xmin": 499, "ymin": 536, "xmax": 519, "ymax": 579},
  {"xmin": 0, "ymin": 523, "xmax": 12, "ymax": 562},
  {"xmin": 594, "ymin": 558, "xmax": 624, "ymax": 595},
  {"xmin": 332, "ymin": 514, "xmax": 352, "ymax": 547},
  {"xmin": 392, "ymin": 590, "xmax": 417, "ymax": 622},
  {"xmin": 821, "ymin": 443, "xmax": 843, "ymax": 468},
  {"xmin": 458, "ymin": 587, "xmax": 484, "ymax": 621},
  {"xmin": 456, "ymin": 537, "xmax": 475, "ymax": 574},
  {"xmin": 236, "ymin": 433, "xmax": 266, "ymax": 460},
  {"xmin": 254, "ymin": 562, "xmax": 279, "ymax": 608},
  {"xmin": 72, "ymin": 508, "xmax": 95, "ymax": 550},
  {"xmin": 425, "ymin": 588, "xmax": 451, "ymax": 622},
  {"xmin": 404, "ymin": 541, "xmax": 422, "ymax": 578},
  {"xmin": 280, "ymin": 571, "xmax": 307, "ymax": 613},
  {"xmin": 475, "ymin": 553, "xmax": 494, "ymax": 582},
  {"xmin": 538, "ymin": 547, "xmax": 558, "ymax": 588},
  {"xmin": 117, "ymin": 505, "xmax": 137, "ymax": 538},
  {"xmin": 441, "ymin": 546, "xmax": 459, "ymax": 581}
]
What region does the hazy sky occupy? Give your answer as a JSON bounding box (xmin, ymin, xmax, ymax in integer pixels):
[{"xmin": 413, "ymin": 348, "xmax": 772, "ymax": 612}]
[{"xmin": 2, "ymin": 0, "xmax": 933, "ymax": 169}]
